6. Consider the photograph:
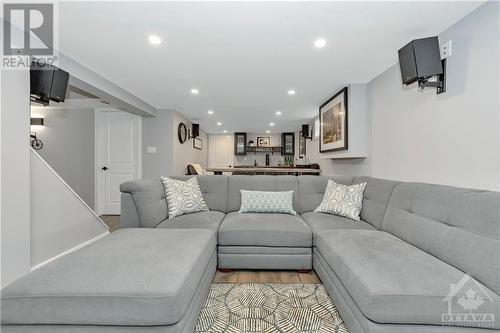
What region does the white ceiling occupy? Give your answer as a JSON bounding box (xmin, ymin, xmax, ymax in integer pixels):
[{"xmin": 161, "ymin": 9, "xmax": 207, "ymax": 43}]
[{"xmin": 58, "ymin": 1, "xmax": 483, "ymax": 133}]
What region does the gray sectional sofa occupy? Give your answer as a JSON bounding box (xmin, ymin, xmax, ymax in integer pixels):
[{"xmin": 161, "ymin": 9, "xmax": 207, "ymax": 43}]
[
  {"xmin": 120, "ymin": 175, "xmax": 500, "ymax": 332},
  {"xmin": 2, "ymin": 175, "xmax": 499, "ymax": 333}
]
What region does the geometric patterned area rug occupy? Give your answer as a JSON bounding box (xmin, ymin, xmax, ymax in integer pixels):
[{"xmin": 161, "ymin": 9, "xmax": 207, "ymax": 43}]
[{"xmin": 194, "ymin": 283, "xmax": 349, "ymax": 333}]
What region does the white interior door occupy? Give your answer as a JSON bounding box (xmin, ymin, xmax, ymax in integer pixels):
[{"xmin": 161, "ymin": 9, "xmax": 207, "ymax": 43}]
[
  {"xmin": 96, "ymin": 111, "xmax": 141, "ymax": 215},
  {"xmin": 209, "ymin": 135, "xmax": 234, "ymax": 168}
]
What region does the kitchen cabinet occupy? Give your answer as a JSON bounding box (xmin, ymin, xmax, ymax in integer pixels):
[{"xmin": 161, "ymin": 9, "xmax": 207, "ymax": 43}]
[
  {"xmin": 234, "ymin": 132, "xmax": 247, "ymax": 155},
  {"xmin": 281, "ymin": 132, "xmax": 295, "ymax": 156}
]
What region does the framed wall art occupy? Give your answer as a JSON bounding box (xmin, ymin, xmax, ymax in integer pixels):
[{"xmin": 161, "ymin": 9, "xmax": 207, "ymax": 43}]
[
  {"xmin": 319, "ymin": 87, "xmax": 348, "ymax": 153},
  {"xmin": 257, "ymin": 137, "xmax": 270, "ymax": 147},
  {"xmin": 193, "ymin": 137, "xmax": 203, "ymax": 150}
]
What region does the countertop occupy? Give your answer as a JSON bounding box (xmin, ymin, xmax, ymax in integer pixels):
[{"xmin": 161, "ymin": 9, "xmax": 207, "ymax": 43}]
[{"xmin": 206, "ymin": 167, "xmax": 320, "ymax": 174}]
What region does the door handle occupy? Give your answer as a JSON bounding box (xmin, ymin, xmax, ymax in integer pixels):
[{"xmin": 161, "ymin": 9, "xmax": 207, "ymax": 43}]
[{"xmin": 102, "ymin": 166, "xmax": 108, "ymax": 171}]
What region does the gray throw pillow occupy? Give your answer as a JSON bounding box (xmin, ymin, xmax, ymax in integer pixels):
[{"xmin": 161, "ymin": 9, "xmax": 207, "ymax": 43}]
[{"xmin": 161, "ymin": 177, "xmax": 209, "ymax": 218}]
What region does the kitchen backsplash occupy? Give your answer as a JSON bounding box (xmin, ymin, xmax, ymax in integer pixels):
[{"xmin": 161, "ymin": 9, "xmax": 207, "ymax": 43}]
[{"xmin": 234, "ymin": 154, "xmax": 285, "ymax": 167}]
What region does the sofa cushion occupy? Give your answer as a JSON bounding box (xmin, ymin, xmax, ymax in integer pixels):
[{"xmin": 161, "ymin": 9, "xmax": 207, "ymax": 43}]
[
  {"xmin": 1, "ymin": 229, "xmax": 216, "ymax": 326},
  {"xmin": 171, "ymin": 175, "xmax": 229, "ymax": 213},
  {"xmin": 218, "ymin": 212, "xmax": 312, "ymax": 247},
  {"xmin": 382, "ymin": 182, "xmax": 500, "ymax": 295},
  {"xmin": 156, "ymin": 211, "xmax": 225, "ymax": 232},
  {"xmin": 120, "ymin": 179, "xmax": 168, "ymax": 228},
  {"xmin": 301, "ymin": 212, "xmax": 375, "ymax": 245},
  {"xmin": 297, "ymin": 175, "xmax": 354, "ymax": 214},
  {"xmin": 120, "ymin": 176, "xmax": 228, "ymax": 228},
  {"xmin": 353, "ymin": 176, "xmax": 400, "ymax": 229},
  {"xmin": 316, "ymin": 229, "xmax": 500, "ymax": 328},
  {"xmin": 227, "ymin": 175, "xmax": 298, "ymax": 212}
]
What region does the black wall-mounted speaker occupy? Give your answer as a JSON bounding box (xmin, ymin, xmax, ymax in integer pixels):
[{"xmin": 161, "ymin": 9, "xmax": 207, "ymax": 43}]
[
  {"xmin": 192, "ymin": 123, "xmax": 200, "ymax": 138},
  {"xmin": 30, "ymin": 62, "xmax": 69, "ymax": 105},
  {"xmin": 302, "ymin": 125, "xmax": 309, "ymax": 138},
  {"xmin": 398, "ymin": 36, "xmax": 443, "ymax": 85}
]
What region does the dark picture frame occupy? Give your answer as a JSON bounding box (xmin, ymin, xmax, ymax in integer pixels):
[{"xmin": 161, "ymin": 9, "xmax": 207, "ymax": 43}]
[
  {"xmin": 299, "ymin": 131, "xmax": 306, "ymax": 158},
  {"xmin": 193, "ymin": 137, "xmax": 203, "ymax": 150},
  {"xmin": 319, "ymin": 87, "xmax": 348, "ymax": 153},
  {"xmin": 257, "ymin": 137, "xmax": 270, "ymax": 147}
]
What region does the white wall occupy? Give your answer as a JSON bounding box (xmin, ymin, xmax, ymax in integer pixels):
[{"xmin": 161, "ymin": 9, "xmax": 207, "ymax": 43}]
[
  {"xmin": 142, "ymin": 110, "xmax": 209, "ymax": 177},
  {"xmin": 368, "ymin": 2, "xmax": 499, "ymax": 190},
  {"xmin": 30, "ymin": 150, "xmax": 108, "ymax": 267},
  {"xmin": 1, "ymin": 69, "xmax": 31, "ymax": 288},
  {"xmin": 0, "ymin": 27, "xmax": 158, "ymax": 288},
  {"xmin": 308, "ymin": 2, "xmax": 500, "ymax": 190},
  {"xmin": 305, "ymin": 83, "xmax": 371, "ymax": 176},
  {"xmin": 142, "ymin": 110, "xmax": 174, "ymax": 178},
  {"xmin": 31, "ymin": 107, "xmax": 96, "ymax": 209}
]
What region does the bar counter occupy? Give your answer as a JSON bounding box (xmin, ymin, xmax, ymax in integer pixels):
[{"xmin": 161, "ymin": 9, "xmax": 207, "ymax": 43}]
[{"xmin": 206, "ymin": 166, "xmax": 320, "ymax": 176}]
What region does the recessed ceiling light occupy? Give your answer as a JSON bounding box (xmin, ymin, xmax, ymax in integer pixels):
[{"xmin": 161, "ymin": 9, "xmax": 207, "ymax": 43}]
[
  {"xmin": 190, "ymin": 88, "xmax": 199, "ymax": 95},
  {"xmin": 288, "ymin": 90, "xmax": 296, "ymax": 95},
  {"xmin": 217, "ymin": 122, "xmax": 222, "ymax": 126},
  {"xmin": 269, "ymin": 122, "xmax": 275, "ymax": 127},
  {"xmin": 266, "ymin": 130, "xmax": 271, "ymax": 134},
  {"xmin": 207, "ymin": 110, "xmax": 214, "ymax": 115},
  {"xmin": 223, "ymin": 130, "xmax": 228, "ymax": 133},
  {"xmin": 275, "ymin": 111, "xmax": 282, "ymax": 116},
  {"xmin": 314, "ymin": 38, "xmax": 327, "ymax": 49},
  {"xmin": 148, "ymin": 35, "xmax": 162, "ymax": 45}
]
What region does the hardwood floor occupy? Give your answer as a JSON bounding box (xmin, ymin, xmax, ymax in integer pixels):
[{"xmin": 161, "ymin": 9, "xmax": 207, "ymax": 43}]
[
  {"xmin": 100, "ymin": 215, "xmax": 320, "ymax": 284},
  {"xmin": 100, "ymin": 215, "xmax": 121, "ymax": 232},
  {"xmin": 213, "ymin": 270, "xmax": 320, "ymax": 283}
]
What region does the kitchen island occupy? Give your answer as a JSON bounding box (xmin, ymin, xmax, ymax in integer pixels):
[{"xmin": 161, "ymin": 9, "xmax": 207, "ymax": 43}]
[{"xmin": 206, "ymin": 166, "xmax": 320, "ymax": 176}]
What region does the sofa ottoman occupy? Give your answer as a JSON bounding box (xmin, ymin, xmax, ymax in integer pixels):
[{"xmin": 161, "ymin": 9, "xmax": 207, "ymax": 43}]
[
  {"xmin": 218, "ymin": 212, "xmax": 313, "ymax": 270},
  {"xmin": 316, "ymin": 229, "xmax": 500, "ymax": 327},
  {"xmin": 1, "ymin": 228, "xmax": 217, "ymax": 332}
]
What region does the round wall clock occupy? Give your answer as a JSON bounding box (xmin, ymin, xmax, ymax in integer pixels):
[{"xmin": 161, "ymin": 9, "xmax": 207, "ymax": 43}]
[{"xmin": 178, "ymin": 122, "xmax": 188, "ymax": 143}]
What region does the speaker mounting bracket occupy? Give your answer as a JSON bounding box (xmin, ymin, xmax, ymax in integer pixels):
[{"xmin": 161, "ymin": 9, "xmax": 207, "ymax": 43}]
[{"xmin": 418, "ymin": 58, "xmax": 447, "ymax": 94}]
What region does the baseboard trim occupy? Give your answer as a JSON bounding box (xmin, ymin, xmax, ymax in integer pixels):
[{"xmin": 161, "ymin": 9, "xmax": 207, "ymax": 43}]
[{"xmin": 31, "ymin": 232, "xmax": 109, "ymax": 271}]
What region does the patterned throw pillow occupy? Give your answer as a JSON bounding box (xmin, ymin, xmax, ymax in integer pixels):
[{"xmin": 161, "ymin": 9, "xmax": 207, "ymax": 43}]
[
  {"xmin": 239, "ymin": 190, "xmax": 297, "ymax": 215},
  {"xmin": 161, "ymin": 177, "xmax": 209, "ymax": 218},
  {"xmin": 314, "ymin": 180, "xmax": 367, "ymax": 221}
]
